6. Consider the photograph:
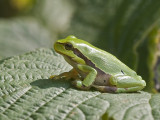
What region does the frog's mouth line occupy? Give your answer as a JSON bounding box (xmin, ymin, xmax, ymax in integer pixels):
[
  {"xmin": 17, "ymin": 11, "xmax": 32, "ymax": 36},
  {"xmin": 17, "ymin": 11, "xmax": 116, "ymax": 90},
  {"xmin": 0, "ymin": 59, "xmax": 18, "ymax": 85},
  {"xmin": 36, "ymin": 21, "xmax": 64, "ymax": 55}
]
[
  {"xmin": 73, "ymin": 48, "xmax": 107, "ymax": 75},
  {"xmin": 54, "ymin": 42, "xmax": 63, "ymax": 53},
  {"xmin": 54, "ymin": 42, "xmax": 79, "ymax": 62}
]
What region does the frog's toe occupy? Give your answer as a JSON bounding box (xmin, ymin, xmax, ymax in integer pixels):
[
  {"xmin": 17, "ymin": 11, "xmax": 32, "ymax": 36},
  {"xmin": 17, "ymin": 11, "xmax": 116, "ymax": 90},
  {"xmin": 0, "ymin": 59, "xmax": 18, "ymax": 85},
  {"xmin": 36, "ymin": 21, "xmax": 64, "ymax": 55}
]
[
  {"xmin": 49, "ymin": 75, "xmax": 60, "ymax": 80},
  {"xmin": 72, "ymin": 80, "xmax": 91, "ymax": 90},
  {"xmin": 49, "ymin": 75, "xmax": 55, "ymax": 79}
]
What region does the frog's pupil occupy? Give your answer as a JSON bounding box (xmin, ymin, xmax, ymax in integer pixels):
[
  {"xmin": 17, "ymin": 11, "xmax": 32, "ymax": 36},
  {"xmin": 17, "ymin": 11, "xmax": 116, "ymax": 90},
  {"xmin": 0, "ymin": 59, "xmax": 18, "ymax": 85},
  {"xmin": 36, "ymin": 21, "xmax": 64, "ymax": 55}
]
[{"xmin": 65, "ymin": 43, "xmax": 73, "ymax": 50}]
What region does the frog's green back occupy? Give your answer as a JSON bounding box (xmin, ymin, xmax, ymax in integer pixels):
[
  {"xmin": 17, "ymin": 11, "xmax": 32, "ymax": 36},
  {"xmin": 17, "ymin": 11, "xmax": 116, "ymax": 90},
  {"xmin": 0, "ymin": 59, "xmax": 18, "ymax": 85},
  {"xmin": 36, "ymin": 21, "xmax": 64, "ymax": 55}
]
[
  {"xmin": 69, "ymin": 38, "xmax": 138, "ymax": 78},
  {"xmin": 57, "ymin": 36, "xmax": 139, "ymax": 78}
]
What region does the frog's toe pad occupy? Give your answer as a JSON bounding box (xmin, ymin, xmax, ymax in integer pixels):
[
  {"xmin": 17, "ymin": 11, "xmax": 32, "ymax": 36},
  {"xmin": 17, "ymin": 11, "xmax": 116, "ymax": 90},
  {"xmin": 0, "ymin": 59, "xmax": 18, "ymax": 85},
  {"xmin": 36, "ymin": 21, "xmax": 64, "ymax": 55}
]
[
  {"xmin": 50, "ymin": 75, "xmax": 59, "ymax": 80},
  {"xmin": 72, "ymin": 80, "xmax": 90, "ymax": 90},
  {"xmin": 49, "ymin": 75, "xmax": 55, "ymax": 79}
]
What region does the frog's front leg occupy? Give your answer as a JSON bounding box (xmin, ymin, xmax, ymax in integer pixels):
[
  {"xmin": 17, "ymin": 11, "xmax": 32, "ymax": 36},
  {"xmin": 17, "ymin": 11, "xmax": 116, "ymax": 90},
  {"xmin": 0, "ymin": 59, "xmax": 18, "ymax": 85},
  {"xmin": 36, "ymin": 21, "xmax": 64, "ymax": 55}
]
[
  {"xmin": 109, "ymin": 75, "xmax": 146, "ymax": 93},
  {"xmin": 50, "ymin": 68, "xmax": 79, "ymax": 80},
  {"xmin": 72, "ymin": 64, "xmax": 97, "ymax": 90}
]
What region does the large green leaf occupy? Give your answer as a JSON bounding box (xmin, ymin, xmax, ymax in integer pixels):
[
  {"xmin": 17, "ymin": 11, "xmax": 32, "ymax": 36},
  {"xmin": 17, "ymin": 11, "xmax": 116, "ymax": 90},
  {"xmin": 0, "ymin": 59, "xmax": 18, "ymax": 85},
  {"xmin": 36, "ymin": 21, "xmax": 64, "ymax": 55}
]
[
  {"xmin": 0, "ymin": 48, "xmax": 159, "ymax": 120},
  {"xmin": 150, "ymin": 93, "xmax": 160, "ymax": 120}
]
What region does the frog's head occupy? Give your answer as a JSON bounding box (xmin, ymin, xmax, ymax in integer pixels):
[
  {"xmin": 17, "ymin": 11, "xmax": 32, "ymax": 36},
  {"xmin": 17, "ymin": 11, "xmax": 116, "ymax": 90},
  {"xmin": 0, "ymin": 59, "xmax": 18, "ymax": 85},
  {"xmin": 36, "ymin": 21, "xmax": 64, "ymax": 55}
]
[{"xmin": 54, "ymin": 35, "xmax": 87, "ymax": 64}]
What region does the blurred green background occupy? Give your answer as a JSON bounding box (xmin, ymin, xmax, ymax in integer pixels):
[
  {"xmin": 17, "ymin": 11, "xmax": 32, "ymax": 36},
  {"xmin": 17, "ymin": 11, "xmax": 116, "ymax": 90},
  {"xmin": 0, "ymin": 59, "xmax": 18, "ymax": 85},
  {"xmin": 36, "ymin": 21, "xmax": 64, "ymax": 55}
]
[{"xmin": 0, "ymin": 0, "xmax": 160, "ymax": 92}]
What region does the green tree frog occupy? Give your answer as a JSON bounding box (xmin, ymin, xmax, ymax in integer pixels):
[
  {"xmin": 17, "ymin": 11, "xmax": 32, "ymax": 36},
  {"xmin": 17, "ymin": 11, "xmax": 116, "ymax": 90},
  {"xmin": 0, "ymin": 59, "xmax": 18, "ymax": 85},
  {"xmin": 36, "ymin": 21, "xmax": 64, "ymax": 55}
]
[{"xmin": 50, "ymin": 35, "xmax": 146, "ymax": 93}]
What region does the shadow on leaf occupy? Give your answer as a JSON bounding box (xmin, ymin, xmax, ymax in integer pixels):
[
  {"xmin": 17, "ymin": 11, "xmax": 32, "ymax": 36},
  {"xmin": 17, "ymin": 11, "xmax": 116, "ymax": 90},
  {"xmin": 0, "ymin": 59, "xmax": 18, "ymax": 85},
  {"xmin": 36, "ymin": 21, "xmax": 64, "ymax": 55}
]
[{"xmin": 30, "ymin": 79, "xmax": 71, "ymax": 89}]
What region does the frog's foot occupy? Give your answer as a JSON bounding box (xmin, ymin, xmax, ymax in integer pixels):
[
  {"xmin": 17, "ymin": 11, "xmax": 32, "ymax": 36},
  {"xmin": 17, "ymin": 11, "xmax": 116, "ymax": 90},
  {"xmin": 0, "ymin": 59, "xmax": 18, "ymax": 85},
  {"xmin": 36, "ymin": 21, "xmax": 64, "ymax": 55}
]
[
  {"xmin": 72, "ymin": 80, "xmax": 91, "ymax": 90},
  {"xmin": 50, "ymin": 69, "xmax": 80, "ymax": 80},
  {"xmin": 92, "ymin": 84, "xmax": 117, "ymax": 93},
  {"xmin": 49, "ymin": 75, "xmax": 63, "ymax": 80},
  {"xmin": 49, "ymin": 72, "xmax": 74, "ymax": 80},
  {"xmin": 49, "ymin": 75, "xmax": 55, "ymax": 79}
]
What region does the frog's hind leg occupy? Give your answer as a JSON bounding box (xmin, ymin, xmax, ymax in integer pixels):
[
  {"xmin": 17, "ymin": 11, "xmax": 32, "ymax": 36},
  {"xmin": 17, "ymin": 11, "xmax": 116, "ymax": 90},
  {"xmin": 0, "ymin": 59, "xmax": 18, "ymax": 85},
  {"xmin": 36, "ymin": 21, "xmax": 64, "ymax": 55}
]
[
  {"xmin": 92, "ymin": 85, "xmax": 144, "ymax": 93},
  {"xmin": 109, "ymin": 75, "xmax": 146, "ymax": 93},
  {"xmin": 116, "ymin": 86, "xmax": 145, "ymax": 93},
  {"xmin": 92, "ymin": 85, "xmax": 117, "ymax": 93}
]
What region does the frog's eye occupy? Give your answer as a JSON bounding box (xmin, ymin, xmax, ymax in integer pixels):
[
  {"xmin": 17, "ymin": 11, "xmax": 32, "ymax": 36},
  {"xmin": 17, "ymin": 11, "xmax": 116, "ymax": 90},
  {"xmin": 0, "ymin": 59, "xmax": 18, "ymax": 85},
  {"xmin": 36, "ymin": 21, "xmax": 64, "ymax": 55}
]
[{"xmin": 64, "ymin": 43, "xmax": 73, "ymax": 50}]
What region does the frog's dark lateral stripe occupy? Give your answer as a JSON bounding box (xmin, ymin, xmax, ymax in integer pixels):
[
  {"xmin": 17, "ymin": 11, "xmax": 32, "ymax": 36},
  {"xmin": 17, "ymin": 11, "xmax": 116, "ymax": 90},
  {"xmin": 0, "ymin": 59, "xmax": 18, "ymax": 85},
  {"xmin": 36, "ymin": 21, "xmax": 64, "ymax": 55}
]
[
  {"xmin": 73, "ymin": 48, "xmax": 105, "ymax": 74},
  {"xmin": 62, "ymin": 43, "xmax": 117, "ymax": 92}
]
